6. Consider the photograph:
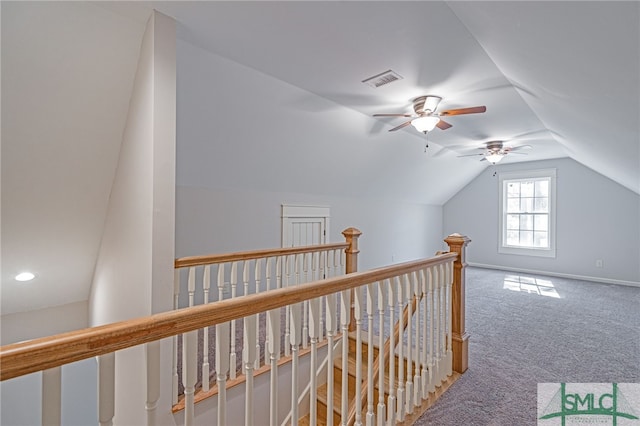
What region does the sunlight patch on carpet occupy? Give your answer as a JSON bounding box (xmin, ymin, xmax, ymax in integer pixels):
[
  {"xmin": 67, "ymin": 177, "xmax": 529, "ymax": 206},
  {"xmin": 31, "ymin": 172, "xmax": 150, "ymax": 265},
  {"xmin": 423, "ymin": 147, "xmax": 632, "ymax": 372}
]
[{"xmin": 503, "ymin": 275, "xmax": 560, "ymax": 298}]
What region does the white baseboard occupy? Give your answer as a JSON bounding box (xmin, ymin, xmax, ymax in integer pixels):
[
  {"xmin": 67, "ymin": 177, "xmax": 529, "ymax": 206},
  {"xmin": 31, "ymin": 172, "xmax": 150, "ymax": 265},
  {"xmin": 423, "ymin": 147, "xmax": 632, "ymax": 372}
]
[{"xmin": 467, "ymin": 262, "xmax": 640, "ymax": 288}]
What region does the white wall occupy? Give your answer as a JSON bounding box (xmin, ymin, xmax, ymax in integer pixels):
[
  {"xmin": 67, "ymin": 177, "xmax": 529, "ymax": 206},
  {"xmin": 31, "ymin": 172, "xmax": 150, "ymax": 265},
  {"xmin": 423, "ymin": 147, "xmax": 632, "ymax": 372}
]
[
  {"xmin": 176, "ymin": 186, "xmax": 444, "ymax": 271},
  {"xmin": 0, "ymin": 301, "xmax": 95, "ymax": 425},
  {"xmin": 0, "ymin": 300, "xmax": 88, "ymax": 346},
  {"xmin": 175, "ymin": 38, "xmax": 447, "ymax": 270},
  {"xmin": 88, "ymin": 10, "xmax": 176, "ymax": 425},
  {"xmin": 1, "ymin": 359, "xmax": 97, "ymax": 426},
  {"xmin": 443, "ymin": 157, "xmax": 640, "ymax": 285}
]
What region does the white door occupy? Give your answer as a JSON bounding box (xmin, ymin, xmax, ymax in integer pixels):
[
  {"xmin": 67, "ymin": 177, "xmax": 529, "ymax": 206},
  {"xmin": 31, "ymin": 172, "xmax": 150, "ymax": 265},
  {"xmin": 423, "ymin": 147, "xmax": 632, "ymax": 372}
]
[{"xmin": 281, "ymin": 205, "xmax": 330, "ymax": 247}]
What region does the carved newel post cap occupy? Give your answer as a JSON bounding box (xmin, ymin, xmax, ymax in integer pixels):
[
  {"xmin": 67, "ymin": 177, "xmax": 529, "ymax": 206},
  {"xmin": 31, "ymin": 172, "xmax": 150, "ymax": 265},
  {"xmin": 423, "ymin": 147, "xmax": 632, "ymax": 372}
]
[
  {"xmin": 444, "ymin": 234, "xmax": 471, "ymax": 244},
  {"xmin": 342, "ymin": 227, "xmax": 362, "ymax": 238}
]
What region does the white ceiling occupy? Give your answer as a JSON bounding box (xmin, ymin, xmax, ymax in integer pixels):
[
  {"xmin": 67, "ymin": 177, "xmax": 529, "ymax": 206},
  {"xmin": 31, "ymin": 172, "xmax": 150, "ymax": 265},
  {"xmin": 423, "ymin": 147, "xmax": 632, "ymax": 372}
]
[
  {"xmin": 2, "ymin": 1, "xmax": 638, "ymax": 315},
  {"xmin": 155, "ymin": 0, "xmax": 638, "ymax": 192}
]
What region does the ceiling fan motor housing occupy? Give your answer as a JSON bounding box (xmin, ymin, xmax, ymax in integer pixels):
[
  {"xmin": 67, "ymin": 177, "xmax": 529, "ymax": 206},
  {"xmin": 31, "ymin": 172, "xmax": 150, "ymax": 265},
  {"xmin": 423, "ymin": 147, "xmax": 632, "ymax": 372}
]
[
  {"xmin": 485, "ymin": 140, "xmax": 504, "ymax": 152},
  {"xmin": 413, "ymin": 95, "xmax": 442, "ymax": 115}
]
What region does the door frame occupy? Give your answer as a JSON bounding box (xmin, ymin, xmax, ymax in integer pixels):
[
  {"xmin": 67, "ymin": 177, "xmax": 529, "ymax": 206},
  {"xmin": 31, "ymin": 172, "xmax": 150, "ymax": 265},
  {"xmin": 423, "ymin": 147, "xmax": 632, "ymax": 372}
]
[{"xmin": 281, "ymin": 204, "xmax": 330, "ymax": 247}]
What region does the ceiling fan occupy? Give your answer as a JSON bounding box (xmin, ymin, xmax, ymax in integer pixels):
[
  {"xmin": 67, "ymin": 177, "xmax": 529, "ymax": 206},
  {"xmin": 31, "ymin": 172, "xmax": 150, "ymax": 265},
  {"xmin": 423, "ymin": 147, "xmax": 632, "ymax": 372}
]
[
  {"xmin": 373, "ymin": 95, "xmax": 486, "ymax": 133},
  {"xmin": 458, "ymin": 140, "xmax": 531, "ymax": 164}
]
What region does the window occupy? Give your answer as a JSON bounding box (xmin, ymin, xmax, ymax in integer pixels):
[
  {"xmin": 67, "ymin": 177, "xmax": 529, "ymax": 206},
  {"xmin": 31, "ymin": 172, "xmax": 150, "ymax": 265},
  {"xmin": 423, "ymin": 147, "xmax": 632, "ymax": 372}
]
[{"xmin": 498, "ymin": 169, "xmax": 556, "ymax": 257}]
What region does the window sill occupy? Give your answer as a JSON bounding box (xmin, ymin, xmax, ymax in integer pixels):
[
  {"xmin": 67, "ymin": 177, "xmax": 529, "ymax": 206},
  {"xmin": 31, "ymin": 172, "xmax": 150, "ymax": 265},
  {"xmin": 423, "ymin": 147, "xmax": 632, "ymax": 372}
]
[{"xmin": 499, "ymin": 245, "xmax": 556, "ymax": 258}]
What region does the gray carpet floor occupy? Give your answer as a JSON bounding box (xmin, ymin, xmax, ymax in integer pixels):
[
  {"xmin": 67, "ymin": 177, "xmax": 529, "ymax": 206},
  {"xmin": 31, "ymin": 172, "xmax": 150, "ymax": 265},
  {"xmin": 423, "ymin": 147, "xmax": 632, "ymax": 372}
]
[{"xmin": 414, "ymin": 267, "xmax": 640, "ymax": 425}]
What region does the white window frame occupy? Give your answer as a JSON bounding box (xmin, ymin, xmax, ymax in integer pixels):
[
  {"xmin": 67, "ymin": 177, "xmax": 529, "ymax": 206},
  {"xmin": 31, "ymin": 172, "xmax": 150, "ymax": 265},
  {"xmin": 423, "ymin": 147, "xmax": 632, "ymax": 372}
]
[{"xmin": 498, "ymin": 168, "xmax": 557, "ymax": 258}]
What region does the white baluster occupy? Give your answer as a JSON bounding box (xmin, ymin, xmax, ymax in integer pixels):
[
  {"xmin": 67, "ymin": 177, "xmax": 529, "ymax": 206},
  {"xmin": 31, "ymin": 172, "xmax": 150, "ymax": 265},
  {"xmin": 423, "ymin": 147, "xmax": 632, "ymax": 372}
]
[
  {"xmin": 183, "ymin": 330, "xmax": 198, "ymax": 426},
  {"xmin": 217, "ymin": 263, "xmax": 225, "ymax": 301},
  {"xmin": 230, "ymin": 262, "xmax": 238, "ymax": 379},
  {"xmin": 427, "ymin": 267, "xmax": 436, "ymax": 395},
  {"xmin": 295, "ymin": 253, "xmax": 301, "ymax": 285},
  {"xmin": 339, "ymin": 287, "xmax": 351, "ymax": 426},
  {"xmin": 284, "ymin": 255, "xmax": 292, "ymax": 357},
  {"xmin": 275, "ymin": 256, "xmax": 283, "ymax": 360},
  {"xmin": 244, "ymin": 314, "xmax": 257, "ymax": 426},
  {"xmin": 172, "ymin": 270, "xmax": 180, "ymax": 405},
  {"xmin": 302, "ymin": 253, "xmax": 309, "ymax": 349},
  {"xmin": 327, "ymin": 249, "xmax": 334, "ymax": 279},
  {"xmin": 412, "ymin": 271, "xmax": 421, "ymax": 407},
  {"xmin": 290, "ymin": 299, "xmax": 302, "ymax": 426},
  {"xmin": 216, "ymin": 322, "xmax": 230, "ymax": 426},
  {"xmin": 314, "ymin": 252, "xmax": 325, "ymax": 343},
  {"xmin": 366, "ymin": 283, "xmax": 375, "ymax": 426},
  {"xmin": 319, "ymin": 250, "xmax": 326, "ymax": 279},
  {"xmin": 387, "ymin": 279, "xmax": 397, "ymax": 426},
  {"xmin": 433, "ymin": 269, "xmax": 442, "ymax": 386},
  {"xmin": 309, "ymin": 296, "xmax": 321, "ymax": 426},
  {"xmin": 439, "ymin": 263, "xmax": 447, "ymax": 384},
  {"xmin": 42, "ymin": 367, "xmax": 61, "ymax": 426},
  {"xmin": 202, "ymin": 265, "xmax": 211, "ymax": 392},
  {"xmin": 396, "ymin": 276, "xmax": 405, "ymax": 423},
  {"xmin": 243, "ymin": 260, "xmax": 250, "ymax": 297},
  {"xmin": 334, "ymin": 249, "xmax": 340, "ymax": 277},
  {"xmin": 255, "ymin": 259, "xmax": 263, "ymax": 370},
  {"xmin": 187, "ymin": 267, "xmax": 196, "ymax": 307},
  {"xmin": 404, "ymin": 273, "xmax": 413, "ymax": 414},
  {"xmin": 186, "ymin": 267, "xmax": 196, "ymax": 404},
  {"xmin": 377, "ymin": 281, "xmax": 387, "ymax": 426},
  {"xmin": 98, "ymin": 353, "xmax": 115, "ymax": 426},
  {"xmin": 326, "ymin": 291, "xmax": 338, "ymax": 426},
  {"xmin": 445, "ymin": 262, "xmax": 453, "ymax": 377},
  {"xmin": 267, "ymin": 306, "xmax": 280, "ymax": 426},
  {"xmin": 265, "ymin": 257, "xmax": 273, "ymax": 293},
  {"xmin": 146, "ymin": 341, "xmax": 160, "ymax": 426},
  {"xmin": 353, "ymin": 286, "xmax": 364, "ymax": 426},
  {"xmin": 420, "ymin": 269, "xmax": 428, "ymax": 399}
]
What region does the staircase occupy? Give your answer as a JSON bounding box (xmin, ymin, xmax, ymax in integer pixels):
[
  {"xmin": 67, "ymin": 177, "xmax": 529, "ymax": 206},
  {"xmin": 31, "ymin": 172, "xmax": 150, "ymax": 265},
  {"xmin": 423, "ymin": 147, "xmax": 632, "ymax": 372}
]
[{"xmin": 300, "ymin": 333, "xmax": 461, "ymax": 425}]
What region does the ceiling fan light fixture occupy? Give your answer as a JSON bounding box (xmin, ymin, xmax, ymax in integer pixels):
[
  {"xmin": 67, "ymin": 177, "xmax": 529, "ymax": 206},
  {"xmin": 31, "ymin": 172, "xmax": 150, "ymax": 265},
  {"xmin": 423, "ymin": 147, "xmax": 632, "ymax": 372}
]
[
  {"xmin": 411, "ymin": 116, "xmax": 440, "ymax": 133},
  {"xmin": 485, "ymin": 152, "xmax": 504, "ymax": 164}
]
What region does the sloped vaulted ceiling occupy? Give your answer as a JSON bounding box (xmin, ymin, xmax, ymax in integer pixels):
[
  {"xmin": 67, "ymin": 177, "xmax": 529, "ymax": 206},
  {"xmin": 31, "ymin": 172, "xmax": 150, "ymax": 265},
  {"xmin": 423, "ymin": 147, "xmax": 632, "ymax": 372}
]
[
  {"xmin": 1, "ymin": 2, "xmax": 146, "ymax": 314},
  {"xmin": 156, "ymin": 0, "xmax": 639, "ymax": 194},
  {"xmin": 2, "ymin": 1, "xmax": 638, "ymax": 315}
]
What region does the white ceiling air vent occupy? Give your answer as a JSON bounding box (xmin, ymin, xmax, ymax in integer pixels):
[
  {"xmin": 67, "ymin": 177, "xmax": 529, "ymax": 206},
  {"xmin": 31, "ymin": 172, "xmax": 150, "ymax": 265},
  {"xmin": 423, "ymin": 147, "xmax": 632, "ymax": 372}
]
[{"xmin": 362, "ymin": 70, "xmax": 403, "ymax": 88}]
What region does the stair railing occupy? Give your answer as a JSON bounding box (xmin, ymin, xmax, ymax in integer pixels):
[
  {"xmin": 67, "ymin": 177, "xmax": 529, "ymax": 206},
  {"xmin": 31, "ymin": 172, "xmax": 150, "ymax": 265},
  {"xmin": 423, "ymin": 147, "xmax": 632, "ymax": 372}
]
[
  {"xmin": 172, "ymin": 229, "xmax": 359, "ymax": 407},
  {"xmin": 346, "ymin": 293, "xmax": 417, "ymax": 425},
  {"xmin": 0, "ymin": 233, "xmax": 469, "ymax": 426}
]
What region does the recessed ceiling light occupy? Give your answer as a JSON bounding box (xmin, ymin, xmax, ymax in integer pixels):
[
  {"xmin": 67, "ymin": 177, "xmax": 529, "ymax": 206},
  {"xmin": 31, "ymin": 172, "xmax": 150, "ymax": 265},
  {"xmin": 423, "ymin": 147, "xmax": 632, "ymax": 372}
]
[{"xmin": 15, "ymin": 272, "xmax": 35, "ymax": 282}]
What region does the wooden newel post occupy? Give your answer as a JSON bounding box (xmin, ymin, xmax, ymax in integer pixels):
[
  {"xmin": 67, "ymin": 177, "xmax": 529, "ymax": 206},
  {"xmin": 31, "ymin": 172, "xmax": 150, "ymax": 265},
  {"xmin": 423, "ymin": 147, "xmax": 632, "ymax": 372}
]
[
  {"xmin": 342, "ymin": 227, "xmax": 362, "ymax": 332},
  {"xmin": 444, "ymin": 233, "xmax": 471, "ymax": 374},
  {"xmin": 342, "ymin": 227, "xmax": 362, "ymax": 274}
]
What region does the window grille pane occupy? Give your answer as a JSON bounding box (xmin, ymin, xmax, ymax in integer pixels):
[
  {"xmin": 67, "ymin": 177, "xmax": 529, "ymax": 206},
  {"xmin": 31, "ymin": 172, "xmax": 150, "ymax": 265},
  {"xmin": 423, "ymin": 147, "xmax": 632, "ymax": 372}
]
[
  {"xmin": 507, "ymin": 182, "xmax": 520, "ymax": 196},
  {"xmin": 534, "ymin": 214, "xmax": 548, "ymax": 231},
  {"xmin": 520, "ymin": 231, "xmax": 534, "ymax": 246},
  {"xmin": 520, "ymin": 197, "xmax": 533, "ymax": 212},
  {"xmin": 534, "ymin": 231, "xmax": 548, "ymax": 248},
  {"xmin": 521, "ymin": 214, "xmax": 533, "ymax": 231},
  {"xmin": 507, "ymin": 214, "xmax": 520, "ymax": 229},
  {"xmin": 534, "ymin": 197, "xmax": 548, "ymax": 213},
  {"xmin": 535, "ymin": 180, "xmax": 549, "ymax": 197},
  {"xmin": 521, "ymin": 182, "xmax": 534, "ymax": 197},
  {"xmin": 507, "ymin": 198, "xmax": 520, "ymax": 212},
  {"xmin": 500, "ymin": 171, "xmax": 555, "ymax": 256},
  {"xmin": 506, "ymin": 231, "xmax": 519, "ymax": 246}
]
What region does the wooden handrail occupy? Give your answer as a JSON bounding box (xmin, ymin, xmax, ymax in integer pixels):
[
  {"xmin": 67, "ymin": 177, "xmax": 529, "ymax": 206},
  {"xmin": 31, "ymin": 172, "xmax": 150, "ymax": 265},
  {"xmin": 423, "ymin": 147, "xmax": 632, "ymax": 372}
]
[
  {"xmin": 174, "ymin": 242, "xmax": 350, "ymax": 268},
  {"xmin": 1, "ymin": 253, "xmax": 457, "ymax": 381}
]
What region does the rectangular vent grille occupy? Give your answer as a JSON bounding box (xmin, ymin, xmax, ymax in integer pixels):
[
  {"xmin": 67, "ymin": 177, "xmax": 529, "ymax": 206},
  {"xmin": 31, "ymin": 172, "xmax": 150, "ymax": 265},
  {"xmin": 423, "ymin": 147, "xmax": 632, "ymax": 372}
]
[{"xmin": 362, "ymin": 70, "xmax": 403, "ymax": 88}]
